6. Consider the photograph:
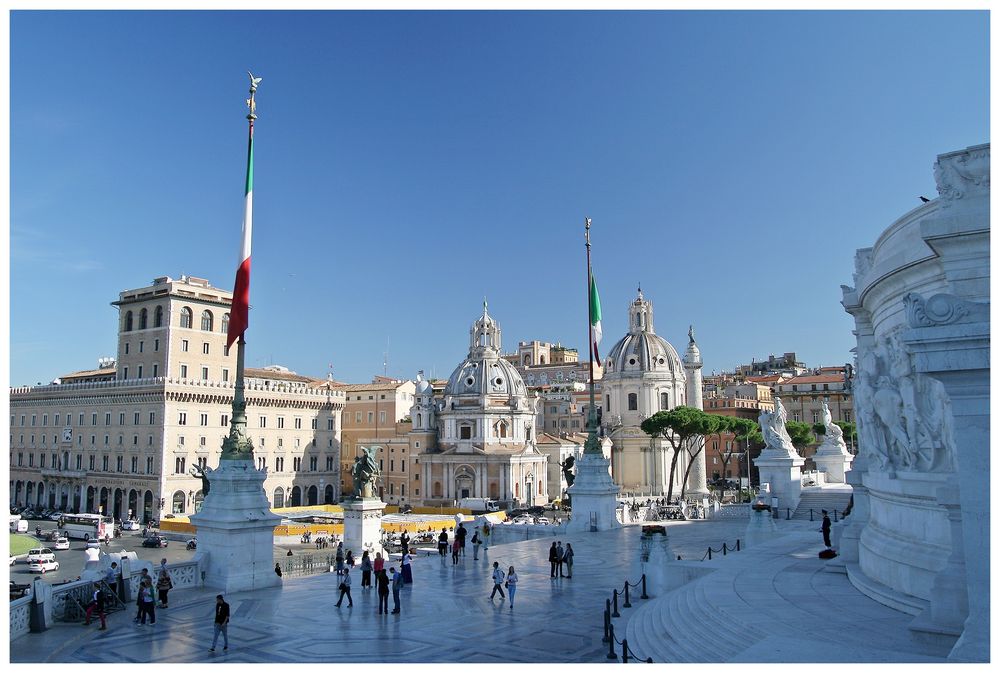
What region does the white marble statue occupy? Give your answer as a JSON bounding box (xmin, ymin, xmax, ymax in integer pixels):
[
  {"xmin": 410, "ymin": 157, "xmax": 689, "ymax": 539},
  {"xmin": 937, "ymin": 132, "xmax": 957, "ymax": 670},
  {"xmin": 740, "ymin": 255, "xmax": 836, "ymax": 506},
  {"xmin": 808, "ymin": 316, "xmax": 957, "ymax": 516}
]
[{"xmin": 758, "ymin": 396, "xmax": 797, "ymax": 455}]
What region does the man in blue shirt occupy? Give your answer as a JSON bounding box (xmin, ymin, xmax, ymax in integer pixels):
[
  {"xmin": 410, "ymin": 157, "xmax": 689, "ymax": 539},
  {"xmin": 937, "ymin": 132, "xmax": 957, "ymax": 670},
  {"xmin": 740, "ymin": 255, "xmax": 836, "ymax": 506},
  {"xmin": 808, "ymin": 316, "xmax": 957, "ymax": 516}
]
[{"xmin": 390, "ymin": 567, "xmax": 403, "ymax": 614}]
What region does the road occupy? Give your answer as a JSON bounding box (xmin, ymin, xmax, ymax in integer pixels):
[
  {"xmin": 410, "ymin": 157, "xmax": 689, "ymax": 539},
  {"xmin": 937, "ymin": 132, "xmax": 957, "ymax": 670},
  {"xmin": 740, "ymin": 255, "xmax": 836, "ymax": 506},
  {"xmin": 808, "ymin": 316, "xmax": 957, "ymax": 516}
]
[{"xmin": 10, "ymin": 518, "xmax": 197, "ymax": 585}]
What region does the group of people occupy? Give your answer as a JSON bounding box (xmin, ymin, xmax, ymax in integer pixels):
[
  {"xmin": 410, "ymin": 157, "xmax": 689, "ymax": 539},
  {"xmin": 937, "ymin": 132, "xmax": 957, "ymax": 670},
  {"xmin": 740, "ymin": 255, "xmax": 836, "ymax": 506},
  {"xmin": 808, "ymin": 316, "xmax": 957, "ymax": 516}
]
[
  {"xmin": 547, "ymin": 541, "xmax": 574, "ymax": 578},
  {"xmin": 335, "ymin": 548, "xmax": 407, "ymax": 614},
  {"xmin": 489, "ymin": 561, "xmax": 519, "ymax": 608}
]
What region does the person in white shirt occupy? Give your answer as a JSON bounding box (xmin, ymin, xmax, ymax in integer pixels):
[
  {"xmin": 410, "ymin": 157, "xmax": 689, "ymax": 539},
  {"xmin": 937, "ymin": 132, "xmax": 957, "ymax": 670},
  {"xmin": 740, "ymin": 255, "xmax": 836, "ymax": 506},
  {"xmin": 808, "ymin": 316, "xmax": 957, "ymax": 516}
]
[
  {"xmin": 489, "ymin": 561, "xmax": 506, "ymax": 600},
  {"xmin": 335, "ymin": 566, "xmax": 353, "ymax": 607}
]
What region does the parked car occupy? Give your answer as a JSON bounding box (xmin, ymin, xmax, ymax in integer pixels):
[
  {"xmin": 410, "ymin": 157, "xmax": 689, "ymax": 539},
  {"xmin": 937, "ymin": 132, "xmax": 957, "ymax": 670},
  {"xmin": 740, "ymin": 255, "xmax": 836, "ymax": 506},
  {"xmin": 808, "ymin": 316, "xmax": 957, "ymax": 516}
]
[
  {"xmin": 511, "ymin": 515, "xmax": 531, "ymax": 524},
  {"xmin": 86, "ymin": 539, "xmax": 101, "ymax": 550},
  {"xmin": 26, "ymin": 548, "xmax": 55, "ymax": 564},
  {"xmin": 43, "ymin": 530, "xmax": 62, "ymax": 541},
  {"xmin": 28, "ymin": 558, "xmax": 59, "ymax": 573},
  {"xmin": 526, "ymin": 505, "xmax": 546, "ymax": 516},
  {"xmin": 9, "ymin": 556, "xmax": 16, "ymax": 566},
  {"xmin": 47, "ymin": 511, "xmax": 64, "ymax": 521},
  {"xmin": 121, "ymin": 519, "xmax": 140, "ymax": 531},
  {"xmin": 142, "ymin": 536, "xmax": 169, "ymax": 548},
  {"xmin": 534, "ymin": 516, "xmax": 550, "ymax": 525},
  {"xmin": 52, "ymin": 537, "xmax": 70, "ymax": 551}
]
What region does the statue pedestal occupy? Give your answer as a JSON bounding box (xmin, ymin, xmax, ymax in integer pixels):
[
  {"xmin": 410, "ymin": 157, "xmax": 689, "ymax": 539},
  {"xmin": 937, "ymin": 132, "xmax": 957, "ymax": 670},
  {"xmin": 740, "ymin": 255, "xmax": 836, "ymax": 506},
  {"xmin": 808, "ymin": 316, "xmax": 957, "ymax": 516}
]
[
  {"xmin": 342, "ymin": 497, "xmax": 385, "ymax": 558},
  {"xmin": 188, "ymin": 459, "xmax": 281, "ymax": 593},
  {"xmin": 566, "ymin": 452, "xmax": 621, "ymax": 533},
  {"xmin": 813, "ymin": 438, "xmax": 854, "ymax": 484},
  {"xmin": 754, "ymin": 451, "xmax": 805, "ymax": 514}
]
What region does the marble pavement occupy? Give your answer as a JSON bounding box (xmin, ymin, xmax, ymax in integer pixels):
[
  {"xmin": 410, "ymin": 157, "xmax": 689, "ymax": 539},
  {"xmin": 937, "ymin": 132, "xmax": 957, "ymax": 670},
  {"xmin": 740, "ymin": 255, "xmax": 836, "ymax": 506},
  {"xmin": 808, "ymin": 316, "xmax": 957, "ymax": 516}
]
[{"xmin": 9, "ymin": 518, "xmax": 948, "ymax": 664}]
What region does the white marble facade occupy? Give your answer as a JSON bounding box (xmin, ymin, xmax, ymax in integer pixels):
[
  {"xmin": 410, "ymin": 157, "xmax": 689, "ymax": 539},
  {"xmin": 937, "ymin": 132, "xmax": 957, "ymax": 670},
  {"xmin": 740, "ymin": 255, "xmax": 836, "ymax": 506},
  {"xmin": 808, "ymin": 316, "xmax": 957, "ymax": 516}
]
[{"xmin": 841, "ymin": 143, "xmax": 989, "ymax": 662}]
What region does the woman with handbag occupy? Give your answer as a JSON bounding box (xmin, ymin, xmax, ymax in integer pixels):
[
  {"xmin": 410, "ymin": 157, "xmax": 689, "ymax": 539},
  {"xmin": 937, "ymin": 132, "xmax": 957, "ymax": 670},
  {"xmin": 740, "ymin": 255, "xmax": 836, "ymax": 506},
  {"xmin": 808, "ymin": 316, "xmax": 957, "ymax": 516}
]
[
  {"xmin": 156, "ymin": 559, "xmax": 173, "ymax": 608},
  {"xmin": 360, "ymin": 550, "xmax": 373, "ymax": 589},
  {"xmin": 506, "ymin": 566, "xmax": 518, "ymax": 609}
]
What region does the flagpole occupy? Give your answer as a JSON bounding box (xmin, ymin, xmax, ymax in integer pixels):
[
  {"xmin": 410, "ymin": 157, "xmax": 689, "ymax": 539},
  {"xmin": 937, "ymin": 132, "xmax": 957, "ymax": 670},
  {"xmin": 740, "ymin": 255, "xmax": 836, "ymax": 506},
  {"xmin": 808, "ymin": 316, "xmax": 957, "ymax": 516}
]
[
  {"xmin": 584, "ymin": 218, "xmax": 600, "ymax": 455},
  {"xmin": 222, "ymin": 74, "xmax": 259, "ymax": 462}
]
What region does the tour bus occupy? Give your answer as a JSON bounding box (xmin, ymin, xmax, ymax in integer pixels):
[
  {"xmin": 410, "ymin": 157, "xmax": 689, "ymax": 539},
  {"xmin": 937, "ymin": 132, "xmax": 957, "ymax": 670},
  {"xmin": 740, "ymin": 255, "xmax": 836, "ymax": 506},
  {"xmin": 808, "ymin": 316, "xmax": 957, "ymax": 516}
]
[{"xmin": 58, "ymin": 513, "xmax": 115, "ymax": 541}]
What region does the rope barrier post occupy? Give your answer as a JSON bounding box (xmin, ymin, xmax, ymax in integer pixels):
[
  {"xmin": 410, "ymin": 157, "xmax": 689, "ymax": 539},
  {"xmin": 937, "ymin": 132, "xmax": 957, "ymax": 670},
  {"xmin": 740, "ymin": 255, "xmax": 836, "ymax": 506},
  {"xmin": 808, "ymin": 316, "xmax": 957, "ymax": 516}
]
[
  {"xmin": 603, "ymin": 603, "xmax": 610, "ymax": 643},
  {"xmin": 834, "ymin": 509, "xmax": 839, "ymax": 523},
  {"xmin": 641, "ymin": 574, "xmax": 648, "ymax": 599},
  {"xmin": 607, "ymin": 623, "xmax": 618, "ymax": 660},
  {"xmin": 623, "ymin": 638, "xmax": 630, "ymax": 664},
  {"xmin": 624, "ymin": 582, "xmax": 632, "ymax": 608},
  {"xmin": 786, "ymin": 508, "xmax": 791, "ymax": 520},
  {"xmin": 723, "ymin": 544, "xmax": 727, "ymax": 556},
  {"xmin": 809, "ymin": 509, "xmax": 814, "ymax": 521},
  {"xmin": 612, "ymin": 589, "xmax": 621, "ymax": 618},
  {"xmin": 707, "ymin": 547, "xmax": 712, "ymax": 561},
  {"xmin": 736, "ymin": 539, "xmax": 741, "ymax": 552}
]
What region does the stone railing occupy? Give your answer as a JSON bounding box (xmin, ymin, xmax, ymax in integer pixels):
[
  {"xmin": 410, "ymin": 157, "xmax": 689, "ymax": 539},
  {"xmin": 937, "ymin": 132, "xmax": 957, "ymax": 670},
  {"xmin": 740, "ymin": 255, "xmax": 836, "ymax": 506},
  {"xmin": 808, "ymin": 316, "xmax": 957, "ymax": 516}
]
[
  {"xmin": 50, "ymin": 578, "xmax": 97, "ymax": 623},
  {"xmin": 713, "ymin": 504, "xmax": 751, "ymax": 519},
  {"xmin": 9, "ymin": 594, "xmax": 32, "ymax": 641},
  {"xmin": 122, "ymin": 558, "xmax": 202, "ymax": 600},
  {"xmin": 275, "ymin": 551, "xmax": 337, "ymax": 578}
]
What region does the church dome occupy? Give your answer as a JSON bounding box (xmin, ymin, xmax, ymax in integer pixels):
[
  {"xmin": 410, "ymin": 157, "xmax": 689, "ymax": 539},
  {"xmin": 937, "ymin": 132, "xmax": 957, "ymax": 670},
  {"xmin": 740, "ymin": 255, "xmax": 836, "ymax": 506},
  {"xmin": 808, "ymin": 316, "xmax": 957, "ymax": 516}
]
[
  {"xmin": 443, "ymin": 302, "xmax": 529, "ymax": 399},
  {"xmin": 604, "ymin": 289, "xmax": 684, "ymax": 377}
]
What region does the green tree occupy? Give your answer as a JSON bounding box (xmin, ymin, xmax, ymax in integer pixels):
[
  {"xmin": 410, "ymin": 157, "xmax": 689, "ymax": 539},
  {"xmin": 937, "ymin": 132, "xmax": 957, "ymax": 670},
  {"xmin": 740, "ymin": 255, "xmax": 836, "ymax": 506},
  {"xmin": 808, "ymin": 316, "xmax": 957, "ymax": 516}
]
[
  {"xmin": 681, "ymin": 412, "xmax": 722, "ymax": 497},
  {"xmin": 786, "ymin": 420, "xmax": 815, "ymax": 451},
  {"xmin": 640, "ymin": 406, "xmax": 716, "ymax": 501}
]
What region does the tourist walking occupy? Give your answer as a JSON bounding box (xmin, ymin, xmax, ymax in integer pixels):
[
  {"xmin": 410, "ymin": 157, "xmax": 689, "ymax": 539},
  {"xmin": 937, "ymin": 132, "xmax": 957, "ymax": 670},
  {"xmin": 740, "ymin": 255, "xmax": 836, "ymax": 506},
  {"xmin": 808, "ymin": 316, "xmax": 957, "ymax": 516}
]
[
  {"xmin": 506, "ymin": 566, "xmax": 518, "ymax": 609},
  {"xmin": 84, "ymin": 585, "xmax": 107, "ymax": 630},
  {"xmin": 374, "ymin": 551, "xmax": 385, "ymax": 575},
  {"xmin": 346, "ymin": 549, "xmax": 355, "ymax": 570},
  {"xmin": 137, "ymin": 578, "xmax": 156, "ymax": 625},
  {"xmin": 361, "ymin": 550, "xmax": 373, "ymax": 588},
  {"xmin": 472, "ymin": 531, "xmax": 482, "ymax": 560},
  {"xmin": 821, "ymin": 510, "xmax": 832, "ymax": 548},
  {"xmin": 549, "ymin": 542, "xmax": 559, "ymax": 578},
  {"xmin": 456, "ymin": 523, "xmax": 467, "ymax": 556},
  {"xmin": 556, "ymin": 541, "xmax": 566, "ymax": 577},
  {"xmin": 564, "ymin": 543, "xmax": 574, "ymax": 578},
  {"xmin": 210, "ymin": 594, "xmax": 229, "ymax": 652},
  {"xmin": 452, "ymin": 538, "xmax": 461, "ymax": 564},
  {"xmin": 401, "ymin": 550, "xmax": 413, "ymax": 584},
  {"xmin": 438, "ymin": 528, "xmax": 449, "ymax": 557},
  {"xmin": 104, "ymin": 562, "xmax": 120, "ymax": 597},
  {"xmin": 133, "ymin": 568, "xmax": 150, "ymax": 622},
  {"xmin": 335, "ymin": 542, "xmax": 345, "ymax": 576},
  {"xmin": 156, "ymin": 559, "xmax": 173, "ymax": 608},
  {"xmin": 375, "ymin": 569, "xmax": 390, "ymax": 614},
  {"xmin": 390, "ymin": 567, "xmax": 403, "ymax": 614},
  {"xmin": 489, "ymin": 561, "xmax": 506, "ymax": 600},
  {"xmin": 274, "ymin": 563, "xmax": 282, "ymax": 578},
  {"xmin": 336, "ymin": 566, "xmax": 354, "ymax": 607}
]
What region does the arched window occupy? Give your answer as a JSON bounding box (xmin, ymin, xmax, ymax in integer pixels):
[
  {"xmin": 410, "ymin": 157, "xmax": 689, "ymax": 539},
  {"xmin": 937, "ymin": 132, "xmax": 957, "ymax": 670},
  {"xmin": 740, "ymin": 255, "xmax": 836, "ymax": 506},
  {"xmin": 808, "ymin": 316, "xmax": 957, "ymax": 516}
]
[
  {"xmin": 124, "ymin": 311, "xmax": 134, "ymax": 332},
  {"xmin": 538, "ymin": 480, "xmax": 543, "ymax": 495},
  {"xmin": 433, "ymin": 481, "xmax": 443, "ymax": 498},
  {"xmin": 660, "ymin": 392, "xmax": 669, "ymax": 410},
  {"xmin": 139, "ymin": 308, "xmax": 148, "ymax": 330},
  {"xmin": 194, "ymin": 490, "xmax": 204, "ymax": 512},
  {"xmin": 540, "ymin": 355, "xmax": 546, "ymax": 364},
  {"xmin": 171, "ymin": 490, "xmax": 186, "ymax": 514},
  {"xmin": 497, "ymin": 421, "xmax": 508, "ymax": 439},
  {"xmin": 514, "ymin": 482, "xmax": 519, "ymax": 498},
  {"xmin": 221, "ymin": 313, "xmax": 230, "ymax": 334},
  {"xmin": 154, "ymin": 305, "xmax": 163, "ymax": 328},
  {"xmin": 201, "ymin": 310, "xmax": 214, "ymax": 331},
  {"xmin": 628, "ymin": 393, "xmax": 638, "ymax": 411},
  {"xmin": 273, "ymin": 487, "xmax": 285, "ymax": 508},
  {"xmin": 416, "ymin": 413, "xmax": 422, "ymax": 427},
  {"xmin": 523, "ymin": 355, "xmax": 531, "ymax": 365},
  {"xmin": 180, "ymin": 307, "xmax": 193, "ymax": 329}
]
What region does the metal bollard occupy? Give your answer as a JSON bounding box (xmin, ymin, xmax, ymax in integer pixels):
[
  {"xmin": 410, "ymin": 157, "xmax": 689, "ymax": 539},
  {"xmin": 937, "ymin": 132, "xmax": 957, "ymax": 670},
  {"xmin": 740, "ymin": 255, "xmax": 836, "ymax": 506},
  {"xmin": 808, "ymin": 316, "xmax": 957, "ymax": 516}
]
[
  {"xmin": 603, "ymin": 605, "xmax": 610, "ymax": 643},
  {"xmin": 786, "ymin": 508, "xmax": 791, "ymax": 520},
  {"xmin": 809, "ymin": 509, "xmax": 814, "ymax": 521},
  {"xmin": 624, "ymin": 583, "xmax": 632, "ymax": 608},
  {"xmin": 834, "ymin": 510, "xmax": 839, "ymax": 523},
  {"xmin": 723, "ymin": 544, "xmax": 727, "ymax": 556},
  {"xmin": 612, "ymin": 589, "xmax": 621, "ymax": 617},
  {"xmin": 736, "ymin": 539, "xmax": 741, "ymax": 552},
  {"xmin": 641, "ymin": 574, "xmax": 648, "ymax": 599},
  {"xmin": 607, "ymin": 623, "xmax": 618, "ymax": 660},
  {"xmin": 623, "ymin": 638, "xmax": 630, "ymax": 664},
  {"xmin": 707, "ymin": 547, "xmax": 712, "ymax": 561}
]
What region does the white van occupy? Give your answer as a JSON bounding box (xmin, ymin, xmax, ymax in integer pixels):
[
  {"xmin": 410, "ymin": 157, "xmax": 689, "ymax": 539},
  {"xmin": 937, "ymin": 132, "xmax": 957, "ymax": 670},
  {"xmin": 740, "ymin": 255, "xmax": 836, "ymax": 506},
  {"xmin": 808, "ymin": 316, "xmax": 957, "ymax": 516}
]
[
  {"xmin": 9, "ymin": 515, "xmax": 27, "ymax": 533},
  {"xmin": 459, "ymin": 498, "xmax": 500, "ymax": 513}
]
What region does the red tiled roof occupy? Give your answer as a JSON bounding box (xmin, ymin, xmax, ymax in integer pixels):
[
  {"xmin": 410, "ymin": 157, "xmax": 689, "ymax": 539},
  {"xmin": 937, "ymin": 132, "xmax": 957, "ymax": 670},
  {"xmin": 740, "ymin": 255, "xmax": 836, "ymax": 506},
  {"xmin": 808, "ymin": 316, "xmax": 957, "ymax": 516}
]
[{"xmin": 778, "ymin": 374, "xmax": 844, "ymax": 385}]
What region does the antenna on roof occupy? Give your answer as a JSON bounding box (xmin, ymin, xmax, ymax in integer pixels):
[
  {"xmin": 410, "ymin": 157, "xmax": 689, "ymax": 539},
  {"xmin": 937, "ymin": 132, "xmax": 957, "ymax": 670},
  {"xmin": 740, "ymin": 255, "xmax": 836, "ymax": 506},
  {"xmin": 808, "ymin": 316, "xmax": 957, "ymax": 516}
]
[{"xmin": 383, "ymin": 337, "xmax": 389, "ymax": 377}]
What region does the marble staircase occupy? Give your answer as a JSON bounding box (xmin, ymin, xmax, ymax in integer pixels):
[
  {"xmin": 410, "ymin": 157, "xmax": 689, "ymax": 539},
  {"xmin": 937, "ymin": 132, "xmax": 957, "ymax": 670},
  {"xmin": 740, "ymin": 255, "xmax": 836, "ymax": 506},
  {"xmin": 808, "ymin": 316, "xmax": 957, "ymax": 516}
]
[
  {"xmin": 622, "ymin": 531, "xmax": 950, "ymax": 663},
  {"xmin": 790, "ymin": 486, "xmax": 853, "ymax": 520}
]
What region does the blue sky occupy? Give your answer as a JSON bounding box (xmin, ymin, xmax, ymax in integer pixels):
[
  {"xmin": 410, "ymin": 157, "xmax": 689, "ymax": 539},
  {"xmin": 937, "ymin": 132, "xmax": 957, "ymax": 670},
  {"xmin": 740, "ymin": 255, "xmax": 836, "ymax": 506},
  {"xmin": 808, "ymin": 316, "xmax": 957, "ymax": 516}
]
[{"xmin": 10, "ymin": 10, "xmax": 989, "ymax": 386}]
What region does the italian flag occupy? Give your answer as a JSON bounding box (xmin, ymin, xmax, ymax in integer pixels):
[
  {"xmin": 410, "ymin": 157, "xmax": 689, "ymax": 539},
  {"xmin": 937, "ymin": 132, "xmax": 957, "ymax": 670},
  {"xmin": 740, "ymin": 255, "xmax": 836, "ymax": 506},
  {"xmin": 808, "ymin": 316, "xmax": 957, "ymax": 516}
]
[
  {"xmin": 226, "ymin": 120, "xmax": 254, "ymax": 349},
  {"xmin": 590, "ymin": 273, "xmax": 602, "ymax": 362}
]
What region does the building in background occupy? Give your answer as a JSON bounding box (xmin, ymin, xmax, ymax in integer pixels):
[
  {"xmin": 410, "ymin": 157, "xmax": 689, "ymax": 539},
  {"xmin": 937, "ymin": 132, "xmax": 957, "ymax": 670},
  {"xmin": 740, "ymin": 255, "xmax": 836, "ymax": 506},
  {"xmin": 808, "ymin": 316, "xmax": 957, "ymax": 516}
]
[
  {"xmin": 415, "ymin": 305, "xmax": 548, "ymax": 508},
  {"xmin": 8, "ymin": 275, "xmax": 345, "ymax": 521}
]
